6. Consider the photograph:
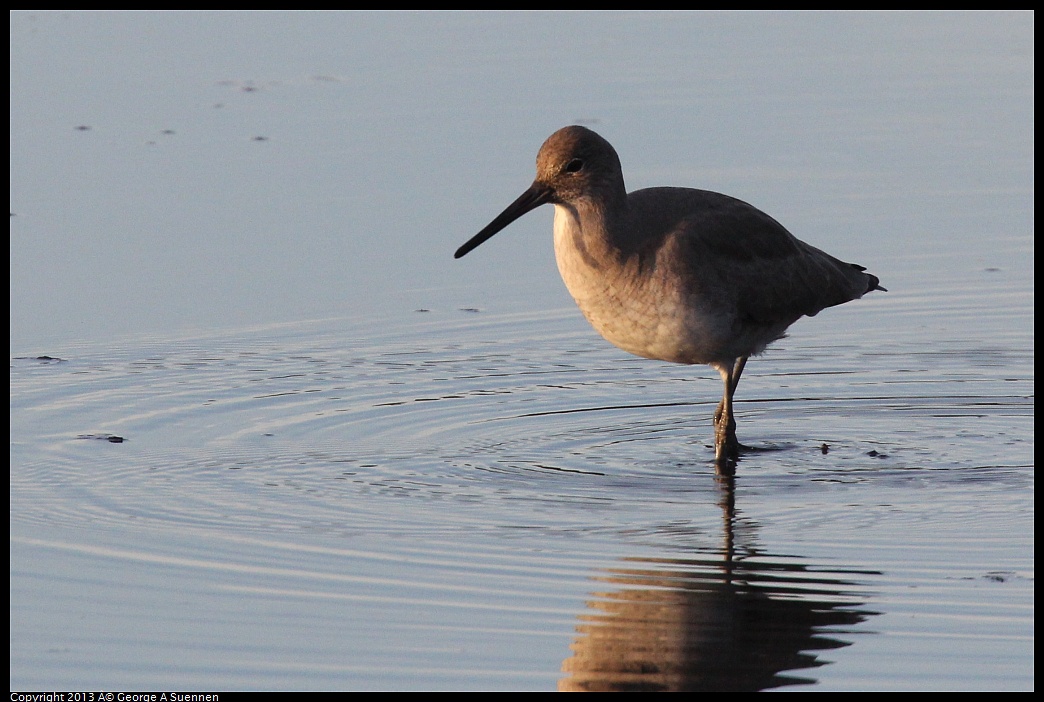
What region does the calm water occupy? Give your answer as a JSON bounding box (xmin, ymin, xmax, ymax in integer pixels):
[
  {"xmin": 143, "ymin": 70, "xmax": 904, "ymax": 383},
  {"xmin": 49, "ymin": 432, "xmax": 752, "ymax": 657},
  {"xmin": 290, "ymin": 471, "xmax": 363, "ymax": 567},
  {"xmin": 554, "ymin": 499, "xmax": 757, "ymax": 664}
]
[{"xmin": 10, "ymin": 11, "xmax": 1033, "ymax": 691}]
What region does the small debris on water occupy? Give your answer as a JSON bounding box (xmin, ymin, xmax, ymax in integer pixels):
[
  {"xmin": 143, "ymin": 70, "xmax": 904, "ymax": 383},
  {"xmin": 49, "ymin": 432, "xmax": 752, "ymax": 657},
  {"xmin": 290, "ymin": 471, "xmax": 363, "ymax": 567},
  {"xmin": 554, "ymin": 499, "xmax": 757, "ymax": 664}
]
[{"xmin": 76, "ymin": 434, "xmax": 126, "ymax": 443}]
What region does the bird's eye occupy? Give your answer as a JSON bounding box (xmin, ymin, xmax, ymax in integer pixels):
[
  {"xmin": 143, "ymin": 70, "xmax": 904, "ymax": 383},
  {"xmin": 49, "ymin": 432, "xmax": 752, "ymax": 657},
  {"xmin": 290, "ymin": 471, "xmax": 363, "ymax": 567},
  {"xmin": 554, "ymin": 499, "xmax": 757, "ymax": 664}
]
[{"xmin": 564, "ymin": 158, "xmax": 584, "ymax": 174}]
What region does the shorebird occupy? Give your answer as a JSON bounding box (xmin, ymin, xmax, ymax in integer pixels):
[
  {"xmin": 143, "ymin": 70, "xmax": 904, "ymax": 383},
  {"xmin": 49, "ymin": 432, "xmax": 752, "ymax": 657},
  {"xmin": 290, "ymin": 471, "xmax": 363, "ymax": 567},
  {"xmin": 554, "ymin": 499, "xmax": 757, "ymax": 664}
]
[{"xmin": 455, "ymin": 126, "xmax": 883, "ymax": 467}]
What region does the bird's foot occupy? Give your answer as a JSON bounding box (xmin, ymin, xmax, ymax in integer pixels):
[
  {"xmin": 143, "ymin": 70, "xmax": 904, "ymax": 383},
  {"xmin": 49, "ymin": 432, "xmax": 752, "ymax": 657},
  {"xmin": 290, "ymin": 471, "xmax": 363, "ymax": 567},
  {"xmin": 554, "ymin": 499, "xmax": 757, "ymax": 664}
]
[
  {"xmin": 714, "ymin": 434, "xmax": 740, "ymax": 462},
  {"xmin": 714, "ymin": 417, "xmax": 741, "ymax": 467}
]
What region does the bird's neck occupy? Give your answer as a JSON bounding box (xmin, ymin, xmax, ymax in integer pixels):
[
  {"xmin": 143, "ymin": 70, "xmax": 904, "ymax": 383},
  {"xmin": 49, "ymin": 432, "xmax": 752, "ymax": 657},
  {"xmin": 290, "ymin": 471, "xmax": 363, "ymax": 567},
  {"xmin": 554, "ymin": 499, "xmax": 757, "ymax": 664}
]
[
  {"xmin": 552, "ymin": 197, "xmax": 641, "ymax": 314},
  {"xmin": 551, "ymin": 197, "xmax": 633, "ymax": 265}
]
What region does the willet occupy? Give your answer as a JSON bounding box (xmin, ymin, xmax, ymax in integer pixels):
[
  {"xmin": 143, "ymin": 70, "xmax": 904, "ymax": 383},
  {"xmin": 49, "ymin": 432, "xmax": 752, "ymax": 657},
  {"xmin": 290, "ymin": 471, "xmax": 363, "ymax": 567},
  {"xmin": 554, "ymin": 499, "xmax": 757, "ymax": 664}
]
[{"xmin": 455, "ymin": 126, "xmax": 883, "ymax": 467}]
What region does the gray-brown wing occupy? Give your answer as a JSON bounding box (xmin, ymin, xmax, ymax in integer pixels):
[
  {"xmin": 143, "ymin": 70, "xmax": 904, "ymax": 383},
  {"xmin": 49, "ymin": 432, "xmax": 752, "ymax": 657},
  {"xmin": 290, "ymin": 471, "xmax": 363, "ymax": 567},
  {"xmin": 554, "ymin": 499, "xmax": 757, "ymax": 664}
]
[{"xmin": 635, "ymin": 188, "xmax": 876, "ymax": 324}]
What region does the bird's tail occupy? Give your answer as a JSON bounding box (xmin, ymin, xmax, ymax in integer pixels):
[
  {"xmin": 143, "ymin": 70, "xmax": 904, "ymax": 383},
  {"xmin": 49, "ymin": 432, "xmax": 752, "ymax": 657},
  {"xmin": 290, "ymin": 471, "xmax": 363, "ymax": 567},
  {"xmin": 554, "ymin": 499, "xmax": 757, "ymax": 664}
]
[{"xmin": 850, "ymin": 263, "xmax": 886, "ymax": 293}]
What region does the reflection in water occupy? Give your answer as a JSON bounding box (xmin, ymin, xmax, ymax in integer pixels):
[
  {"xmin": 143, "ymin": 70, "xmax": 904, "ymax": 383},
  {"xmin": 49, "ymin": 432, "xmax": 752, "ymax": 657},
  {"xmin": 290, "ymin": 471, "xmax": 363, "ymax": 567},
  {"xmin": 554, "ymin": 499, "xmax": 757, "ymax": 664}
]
[{"xmin": 560, "ymin": 475, "xmax": 879, "ymax": 691}]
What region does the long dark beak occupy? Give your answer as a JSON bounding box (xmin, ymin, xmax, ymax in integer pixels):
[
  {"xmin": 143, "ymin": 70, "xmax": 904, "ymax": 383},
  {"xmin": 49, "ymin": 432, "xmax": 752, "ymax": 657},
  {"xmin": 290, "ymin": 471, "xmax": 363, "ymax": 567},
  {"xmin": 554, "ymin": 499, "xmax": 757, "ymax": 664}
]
[{"xmin": 454, "ymin": 183, "xmax": 554, "ymax": 259}]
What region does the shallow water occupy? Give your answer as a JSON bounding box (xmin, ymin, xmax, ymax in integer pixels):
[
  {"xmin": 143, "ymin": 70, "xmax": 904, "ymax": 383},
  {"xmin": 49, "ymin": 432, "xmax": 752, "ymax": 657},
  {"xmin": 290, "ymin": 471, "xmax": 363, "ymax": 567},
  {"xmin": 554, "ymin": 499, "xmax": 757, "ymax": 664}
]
[
  {"xmin": 10, "ymin": 299, "xmax": 1033, "ymax": 690},
  {"xmin": 10, "ymin": 10, "xmax": 1033, "ymax": 692}
]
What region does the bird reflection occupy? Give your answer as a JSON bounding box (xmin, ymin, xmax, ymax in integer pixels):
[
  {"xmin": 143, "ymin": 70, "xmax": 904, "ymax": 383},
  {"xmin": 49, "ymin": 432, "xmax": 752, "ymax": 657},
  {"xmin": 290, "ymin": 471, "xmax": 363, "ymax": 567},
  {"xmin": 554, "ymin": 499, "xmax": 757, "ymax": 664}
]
[{"xmin": 559, "ymin": 474, "xmax": 879, "ymax": 691}]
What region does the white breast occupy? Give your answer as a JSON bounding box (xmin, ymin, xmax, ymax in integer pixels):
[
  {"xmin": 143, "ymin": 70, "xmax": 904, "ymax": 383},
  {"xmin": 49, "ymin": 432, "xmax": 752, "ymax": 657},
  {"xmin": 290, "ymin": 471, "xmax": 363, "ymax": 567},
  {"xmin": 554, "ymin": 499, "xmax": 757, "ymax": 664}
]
[{"xmin": 551, "ymin": 205, "xmax": 726, "ymax": 365}]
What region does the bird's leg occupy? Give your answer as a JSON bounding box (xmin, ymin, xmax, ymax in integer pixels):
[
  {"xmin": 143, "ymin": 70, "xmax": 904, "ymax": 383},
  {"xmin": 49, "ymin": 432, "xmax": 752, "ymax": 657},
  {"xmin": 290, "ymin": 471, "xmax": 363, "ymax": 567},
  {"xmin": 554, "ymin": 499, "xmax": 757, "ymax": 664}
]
[
  {"xmin": 730, "ymin": 356, "xmax": 747, "ymax": 394},
  {"xmin": 712, "ymin": 357, "xmax": 747, "ymax": 424},
  {"xmin": 713, "ymin": 357, "xmax": 748, "ymax": 465},
  {"xmin": 714, "ymin": 385, "xmax": 738, "ymax": 464}
]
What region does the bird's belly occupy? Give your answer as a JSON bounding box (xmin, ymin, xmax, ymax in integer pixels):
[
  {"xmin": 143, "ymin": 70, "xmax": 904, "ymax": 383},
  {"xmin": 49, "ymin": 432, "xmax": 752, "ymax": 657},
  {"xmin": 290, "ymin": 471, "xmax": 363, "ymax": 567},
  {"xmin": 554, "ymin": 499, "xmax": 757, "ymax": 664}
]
[
  {"xmin": 570, "ymin": 283, "xmax": 724, "ymax": 364},
  {"xmin": 580, "ymin": 299, "xmax": 694, "ymax": 362},
  {"xmin": 554, "ymin": 232, "xmax": 728, "ymax": 365}
]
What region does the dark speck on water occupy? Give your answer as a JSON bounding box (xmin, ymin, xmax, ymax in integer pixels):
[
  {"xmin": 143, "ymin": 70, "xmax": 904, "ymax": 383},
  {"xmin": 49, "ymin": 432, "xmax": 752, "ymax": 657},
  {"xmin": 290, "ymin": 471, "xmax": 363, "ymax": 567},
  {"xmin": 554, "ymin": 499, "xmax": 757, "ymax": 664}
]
[{"xmin": 76, "ymin": 434, "xmax": 126, "ymax": 443}]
